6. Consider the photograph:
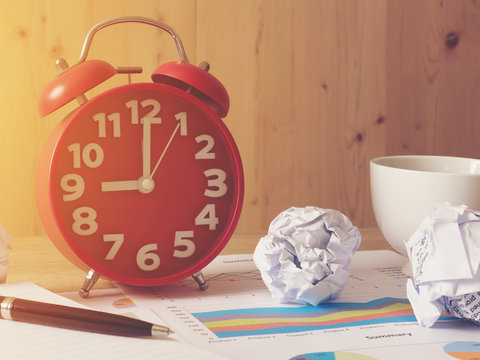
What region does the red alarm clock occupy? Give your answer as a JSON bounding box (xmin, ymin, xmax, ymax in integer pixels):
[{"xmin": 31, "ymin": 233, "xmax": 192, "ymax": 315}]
[{"xmin": 35, "ymin": 17, "xmax": 243, "ymax": 297}]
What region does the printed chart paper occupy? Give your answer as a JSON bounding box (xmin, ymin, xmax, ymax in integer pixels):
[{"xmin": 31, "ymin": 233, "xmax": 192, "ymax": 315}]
[{"xmin": 118, "ymin": 251, "xmax": 480, "ymax": 360}]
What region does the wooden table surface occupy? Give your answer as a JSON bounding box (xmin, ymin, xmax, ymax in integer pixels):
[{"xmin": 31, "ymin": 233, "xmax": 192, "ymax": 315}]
[{"xmin": 5, "ymin": 228, "xmax": 393, "ymax": 293}]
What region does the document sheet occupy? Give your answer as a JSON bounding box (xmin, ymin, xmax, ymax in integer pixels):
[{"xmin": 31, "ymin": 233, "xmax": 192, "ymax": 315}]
[
  {"xmin": 0, "ymin": 281, "xmax": 230, "ymax": 360},
  {"xmin": 118, "ymin": 251, "xmax": 480, "ymax": 360}
]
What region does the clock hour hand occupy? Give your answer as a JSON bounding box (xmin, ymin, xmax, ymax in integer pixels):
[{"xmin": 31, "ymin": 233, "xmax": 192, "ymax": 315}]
[
  {"xmin": 101, "ymin": 178, "xmax": 154, "ymax": 194},
  {"xmin": 101, "ymin": 180, "xmax": 138, "ymax": 192}
]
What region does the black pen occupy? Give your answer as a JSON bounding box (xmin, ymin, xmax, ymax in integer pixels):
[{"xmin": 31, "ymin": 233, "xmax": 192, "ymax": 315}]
[{"xmin": 0, "ymin": 296, "xmax": 173, "ymax": 337}]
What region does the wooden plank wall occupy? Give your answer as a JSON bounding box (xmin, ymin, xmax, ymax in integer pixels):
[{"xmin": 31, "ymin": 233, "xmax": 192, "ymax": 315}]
[{"xmin": 1, "ymin": 0, "xmax": 479, "ymax": 239}]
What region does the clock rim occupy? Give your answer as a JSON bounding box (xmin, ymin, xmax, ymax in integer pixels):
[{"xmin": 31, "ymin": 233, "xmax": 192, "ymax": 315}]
[{"xmin": 36, "ymin": 82, "xmax": 244, "ymax": 286}]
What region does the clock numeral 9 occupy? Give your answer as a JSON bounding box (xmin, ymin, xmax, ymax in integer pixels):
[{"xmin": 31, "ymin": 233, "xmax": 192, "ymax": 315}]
[
  {"xmin": 72, "ymin": 207, "xmax": 98, "ymax": 236},
  {"xmin": 60, "ymin": 174, "xmax": 84, "ymax": 201},
  {"xmin": 68, "ymin": 143, "xmax": 104, "ymax": 168}
]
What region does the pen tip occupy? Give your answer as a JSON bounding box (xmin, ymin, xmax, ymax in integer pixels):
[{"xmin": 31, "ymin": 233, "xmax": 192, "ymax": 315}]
[{"xmin": 151, "ymin": 324, "xmax": 174, "ymax": 337}]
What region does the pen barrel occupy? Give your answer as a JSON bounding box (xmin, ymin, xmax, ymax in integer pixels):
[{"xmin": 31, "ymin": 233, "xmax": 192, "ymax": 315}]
[{"xmin": 4, "ymin": 297, "xmax": 154, "ymax": 337}]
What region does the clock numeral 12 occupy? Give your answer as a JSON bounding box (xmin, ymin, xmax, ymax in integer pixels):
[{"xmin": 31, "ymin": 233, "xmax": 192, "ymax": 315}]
[{"xmin": 125, "ymin": 99, "xmax": 161, "ymax": 124}]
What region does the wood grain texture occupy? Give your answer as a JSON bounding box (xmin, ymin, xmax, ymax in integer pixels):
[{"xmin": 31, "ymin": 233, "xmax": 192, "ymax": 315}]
[
  {"xmin": 1, "ymin": 0, "xmax": 479, "ymax": 238},
  {"xmin": 386, "ymin": 0, "xmax": 480, "ymax": 157},
  {"xmin": 197, "ymin": 0, "xmax": 387, "ymax": 231},
  {"xmin": 0, "ymin": 0, "xmax": 197, "ymax": 235}
]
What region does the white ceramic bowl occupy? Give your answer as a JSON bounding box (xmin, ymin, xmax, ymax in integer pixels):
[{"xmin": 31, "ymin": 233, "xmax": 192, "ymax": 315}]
[{"xmin": 370, "ymin": 155, "xmax": 480, "ymax": 257}]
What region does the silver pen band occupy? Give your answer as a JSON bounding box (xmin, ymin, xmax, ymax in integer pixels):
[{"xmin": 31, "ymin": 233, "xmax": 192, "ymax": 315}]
[
  {"xmin": 0, "ymin": 297, "xmax": 15, "ymax": 320},
  {"xmin": 151, "ymin": 324, "xmax": 174, "ymax": 336}
]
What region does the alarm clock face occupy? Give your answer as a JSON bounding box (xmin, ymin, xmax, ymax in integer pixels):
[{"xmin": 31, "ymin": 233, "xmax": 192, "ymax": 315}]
[{"xmin": 43, "ymin": 82, "xmax": 243, "ymax": 285}]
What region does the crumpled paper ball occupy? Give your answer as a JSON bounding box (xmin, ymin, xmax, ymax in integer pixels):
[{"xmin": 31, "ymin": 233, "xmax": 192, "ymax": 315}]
[
  {"xmin": 405, "ymin": 203, "xmax": 480, "ymax": 327},
  {"xmin": 253, "ymin": 206, "xmax": 361, "ymax": 306},
  {"xmin": 0, "ymin": 224, "xmax": 12, "ymax": 283}
]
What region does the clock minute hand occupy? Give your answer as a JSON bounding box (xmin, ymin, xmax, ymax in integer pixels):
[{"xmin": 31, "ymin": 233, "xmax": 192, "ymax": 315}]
[
  {"xmin": 150, "ymin": 123, "xmax": 180, "ymax": 178},
  {"xmin": 142, "ymin": 117, "xmax": 161, "ymax": 178}
]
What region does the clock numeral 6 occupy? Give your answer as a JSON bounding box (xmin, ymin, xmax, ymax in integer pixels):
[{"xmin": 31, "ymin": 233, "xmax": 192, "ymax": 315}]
[
  {"xmin": 204, "ymin": 169, "xmax": 227, "ymax": 198},
  {"xmin": 68, "ymin": 143, "xmax": 104, "ymax": 169},
  {"xmin": 72, "ymin": 207, "xmax": 98, "ymax": 236},
  {"xmin": 137, "ymin": 243, "xmax": 161, "ymax": 271},
  {"xmin": 60, "ymin": 174, "xmax": 85, "ymax": 201}
]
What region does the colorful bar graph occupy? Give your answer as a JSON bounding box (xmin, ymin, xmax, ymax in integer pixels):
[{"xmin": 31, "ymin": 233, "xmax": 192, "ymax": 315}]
[{"xmin": 193, "ymin": 297, "xmax": 453, "ymax": 338}]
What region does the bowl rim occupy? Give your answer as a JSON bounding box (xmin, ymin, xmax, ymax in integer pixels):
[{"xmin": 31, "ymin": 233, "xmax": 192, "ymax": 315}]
[{"xmin": 370, "ymin": 155, "xmax": 480, "ymax": 176}]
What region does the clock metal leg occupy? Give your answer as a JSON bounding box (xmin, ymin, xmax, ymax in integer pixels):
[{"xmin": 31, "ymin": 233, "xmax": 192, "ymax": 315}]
[
  {"xmin": 192, "ymin": 271, "xmax": 209, "ymax": 291},
  {"xmin": 79, "ymin": 269, "xmax": 100, "ymax": 298}
]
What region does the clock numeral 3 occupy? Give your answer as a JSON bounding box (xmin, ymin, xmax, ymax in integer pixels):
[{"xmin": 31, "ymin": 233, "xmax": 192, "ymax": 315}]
[{"xmin": 204, "ymin": 169, "xmax": 227, "ymax": 198}]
